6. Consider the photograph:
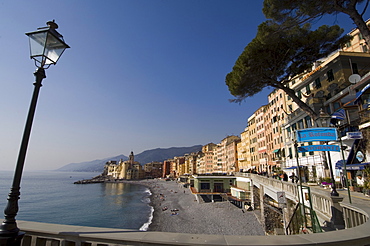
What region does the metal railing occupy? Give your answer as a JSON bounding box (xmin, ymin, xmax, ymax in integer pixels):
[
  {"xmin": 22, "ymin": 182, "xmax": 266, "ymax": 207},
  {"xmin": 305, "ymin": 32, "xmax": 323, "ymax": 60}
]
[{"xmin": 286, "ymin": 204, "xmax": 323, "ymax": 235}]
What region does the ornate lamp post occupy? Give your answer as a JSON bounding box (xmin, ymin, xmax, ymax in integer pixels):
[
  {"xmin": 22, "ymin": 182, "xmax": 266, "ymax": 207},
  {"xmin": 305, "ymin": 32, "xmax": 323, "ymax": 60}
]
[
  {"xmin": 317, "ymin": 109, "xmax": 339, "ymax": 196},
  {"xmin": 0, "ymin": 21, "xmax": 69, "ymax": 245}
]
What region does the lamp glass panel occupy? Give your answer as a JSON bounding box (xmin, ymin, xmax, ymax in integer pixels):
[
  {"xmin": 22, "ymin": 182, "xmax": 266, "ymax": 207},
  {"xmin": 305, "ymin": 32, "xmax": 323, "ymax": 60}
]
[
  {"xmin": 28, "ymin": 32, "xmax": 48, "ymax": 64},
  {"xmin": 43, "ymin": 32, "xmax": 67, "ymax": 65}
]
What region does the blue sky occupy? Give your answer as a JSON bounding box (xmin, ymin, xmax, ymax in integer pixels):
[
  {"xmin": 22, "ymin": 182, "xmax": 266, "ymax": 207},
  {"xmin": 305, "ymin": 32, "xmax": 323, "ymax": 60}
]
[{"xmin": 0, "ymin": 1, "xmax": 366, "ymax": 171}]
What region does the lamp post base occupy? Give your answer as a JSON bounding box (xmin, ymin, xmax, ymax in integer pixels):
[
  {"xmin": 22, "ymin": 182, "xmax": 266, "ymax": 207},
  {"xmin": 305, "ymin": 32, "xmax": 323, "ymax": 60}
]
[{"xmin": 331, "ymin": 189, "xmax": 339, "ymax": 196}]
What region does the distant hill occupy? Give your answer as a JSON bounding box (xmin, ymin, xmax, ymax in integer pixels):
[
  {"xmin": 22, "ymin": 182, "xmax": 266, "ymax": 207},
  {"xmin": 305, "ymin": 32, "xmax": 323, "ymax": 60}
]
[
  {"xmin": 56, "ymin": 145, "xmax": 202, "ymax": 172},
  {"xmin": 56, "ymin": 154, "xmax": 128, "ymax": 172}
]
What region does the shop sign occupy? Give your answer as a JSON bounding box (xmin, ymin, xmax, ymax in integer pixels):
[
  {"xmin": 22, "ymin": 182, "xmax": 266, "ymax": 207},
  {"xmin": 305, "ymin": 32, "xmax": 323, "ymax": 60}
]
[
  {"xmin": 296, "ymin": 128, "xmax": 337, "ymax": 142},
  {"xmin": 298, "ymin": 145, "xmax": 340, "ymax": 152}
]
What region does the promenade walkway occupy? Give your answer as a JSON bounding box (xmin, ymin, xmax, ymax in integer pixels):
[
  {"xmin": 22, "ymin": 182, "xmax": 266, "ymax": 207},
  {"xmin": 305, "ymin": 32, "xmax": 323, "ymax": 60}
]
[{"xmin": 11, "ymin": 177, "xmax": 370, "ymax": 246}]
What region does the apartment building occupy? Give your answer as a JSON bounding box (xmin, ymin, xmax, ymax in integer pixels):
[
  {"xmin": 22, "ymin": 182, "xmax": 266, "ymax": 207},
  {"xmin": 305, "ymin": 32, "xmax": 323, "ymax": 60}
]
[
  {"xmin": 248, "ymin": 113, "xmax": 259, "ymax": 170},
  {"xmin": 237, "ymin": 127, "xmax": 251, "ymax": 171},
  {"xmin": 216, "ymin": 136, "xmax": 240, "ymax": 174},
  {"xmin": 143, "ymin": 161, "xmax": 163, "ymax": 178},
  {"xmin": 225, "ymin": 137, "xmax": 241, "ymax": 174},
  {"xmin": 255, "ymin": 105, "xmax": 268, "ymax": 172},
  {"xmin": 202, "ymin": 143, "xmax": 217, "ymax": 174},
  {"xmin": 184, "ymin": 152, "xmax": 199, "ymax": 175},
  {"xmin": 265, "ymin": 89, "xmax": 287, "ymax": 171}
]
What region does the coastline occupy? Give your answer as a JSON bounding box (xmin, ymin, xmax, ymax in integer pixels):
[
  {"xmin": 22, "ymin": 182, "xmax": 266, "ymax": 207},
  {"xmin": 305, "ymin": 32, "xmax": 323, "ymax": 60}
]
[
  {"xmin": 138, "ymin": 188, "xmax": 154, "ymax": 231},
  {"xmin": 124, "ymin": 179, "xmax": 265, "ymax": 236}
]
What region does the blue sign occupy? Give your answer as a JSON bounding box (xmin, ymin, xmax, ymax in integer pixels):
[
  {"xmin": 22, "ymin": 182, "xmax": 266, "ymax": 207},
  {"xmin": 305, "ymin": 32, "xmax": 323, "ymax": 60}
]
[
  {"xmin": 296, "ymin": 128, "xmax": 337, "ymax": 142},
  {"xmin": 298, "ymin": 145, "xmax": 340, "ymax": 152},
  {"xmin": 346, "ymin": 132, "xmax": 363, "ymax": 139}
]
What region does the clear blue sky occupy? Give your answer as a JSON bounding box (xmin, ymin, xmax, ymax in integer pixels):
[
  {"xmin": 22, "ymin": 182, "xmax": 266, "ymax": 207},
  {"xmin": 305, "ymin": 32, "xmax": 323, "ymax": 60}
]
[{"xmin": 0, "ymin": 0, "xmax": 366, "ymax": 171}]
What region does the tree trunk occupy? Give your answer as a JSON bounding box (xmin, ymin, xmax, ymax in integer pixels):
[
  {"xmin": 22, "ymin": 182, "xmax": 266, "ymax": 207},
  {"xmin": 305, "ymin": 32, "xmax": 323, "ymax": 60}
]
[
  {"xmin": 274, "ymin": 82, "xmax": 318, "ymax": 121},
  {"xmin": 349, "ymin": 10, "xmax": 370, "ymax": 46},
  {"xmin": 335, "ymin": 0, "xmax": 370, "ymax": 47}
]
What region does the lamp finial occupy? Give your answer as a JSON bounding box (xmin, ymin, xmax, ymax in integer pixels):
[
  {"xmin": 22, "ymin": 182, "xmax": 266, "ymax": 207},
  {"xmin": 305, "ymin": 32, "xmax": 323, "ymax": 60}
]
[{"xmin": 46, "ymin": 20, "xmax": 58, "ymax": 29}]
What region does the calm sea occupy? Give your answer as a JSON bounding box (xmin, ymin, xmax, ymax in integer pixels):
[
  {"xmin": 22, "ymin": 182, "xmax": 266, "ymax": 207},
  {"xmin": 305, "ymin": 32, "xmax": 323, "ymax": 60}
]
[{"xmin": 0, "ymin": 171, "xmax": 153, "ymax": 230}]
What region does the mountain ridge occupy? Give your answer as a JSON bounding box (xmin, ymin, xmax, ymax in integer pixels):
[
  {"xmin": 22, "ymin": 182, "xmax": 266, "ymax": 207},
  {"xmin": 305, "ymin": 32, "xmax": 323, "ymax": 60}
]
[{"xmin": 56, "ymin": 145, "xmax": 202, "ymax": 172}]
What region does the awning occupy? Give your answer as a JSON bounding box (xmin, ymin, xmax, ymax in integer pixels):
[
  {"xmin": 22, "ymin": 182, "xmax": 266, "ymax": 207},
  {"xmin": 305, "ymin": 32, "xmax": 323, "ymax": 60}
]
[
  {"xmin": 285, "ymin": 166, "xmax": 304, "ymax": 170},
  {"xmin": 335, "ymin": 161, "xmax": 369, "ymax": 170},
  {"xmin": 273, "ymin": 149, "xmax": 280, "ymax": 153},
  {"xmin": 354, "ymin": 83, "xmax": 370, "ymax": 104},
  {"xmin": 331, "ymin": 109, "xmax": 346, "ymax": 121}
]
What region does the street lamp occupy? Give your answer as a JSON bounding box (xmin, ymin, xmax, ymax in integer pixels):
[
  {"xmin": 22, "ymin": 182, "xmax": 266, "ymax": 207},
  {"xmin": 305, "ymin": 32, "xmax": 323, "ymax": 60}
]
[
  {"xmin": 0, "ymin": 21, "xmax": 69, "ymax": 245},
  {"xmin": 317, "ymin": 109, "xmax": 339, "ymax": 196}
]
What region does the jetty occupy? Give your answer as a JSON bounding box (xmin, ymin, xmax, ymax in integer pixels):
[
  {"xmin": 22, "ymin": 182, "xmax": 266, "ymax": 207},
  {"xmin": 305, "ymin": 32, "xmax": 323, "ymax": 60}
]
[{"xmin": 73, "ymin": 175, "xmax": 110, "ymax": 184}]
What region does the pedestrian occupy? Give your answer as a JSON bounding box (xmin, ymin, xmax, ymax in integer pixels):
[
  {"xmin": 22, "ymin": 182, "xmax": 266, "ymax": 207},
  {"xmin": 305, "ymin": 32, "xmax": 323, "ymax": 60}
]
[
  {"xmin": 289, "ymin": 172, "xmax": 296, "ymax": 183},
  {"xmin": 283, "ymin": 172, "xmax": 288, "ymax": 182}
]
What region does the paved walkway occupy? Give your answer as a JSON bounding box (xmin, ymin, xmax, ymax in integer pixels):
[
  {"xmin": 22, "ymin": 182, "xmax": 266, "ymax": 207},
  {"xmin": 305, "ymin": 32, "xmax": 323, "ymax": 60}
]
[{"xmin": 311, "ymin": 185, "xmax": 370, "ymax": 206}]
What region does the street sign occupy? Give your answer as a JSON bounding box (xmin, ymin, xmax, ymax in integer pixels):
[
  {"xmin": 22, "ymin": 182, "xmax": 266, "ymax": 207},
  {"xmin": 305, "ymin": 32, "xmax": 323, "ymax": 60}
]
[
  {"xmin": 296, "ymin": 128, "xmax": 337, "ymax": 142},
  {"xmin": 277, "ymin": 191, "xmax": 287, "ymax": 208},
  {"xmin": 346, "ymin": 132, "xmax": 363, "ymax": 139},
  {"xmin": 298, "ymin": 145, "xmax": 340, "ymax": 152}
]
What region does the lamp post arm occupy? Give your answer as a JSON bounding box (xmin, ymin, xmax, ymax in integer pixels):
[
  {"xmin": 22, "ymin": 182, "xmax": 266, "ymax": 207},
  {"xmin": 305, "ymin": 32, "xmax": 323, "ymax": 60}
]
[{"xmin": 0, "ymin": 67, "xmax": 46, "ymax": 236}]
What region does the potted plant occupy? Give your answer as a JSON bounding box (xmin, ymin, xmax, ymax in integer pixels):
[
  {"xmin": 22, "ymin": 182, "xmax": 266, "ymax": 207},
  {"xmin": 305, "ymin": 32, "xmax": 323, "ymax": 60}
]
[{"xmin": 320, "ymin": 177, "xmax": 332, "ymax": 189}]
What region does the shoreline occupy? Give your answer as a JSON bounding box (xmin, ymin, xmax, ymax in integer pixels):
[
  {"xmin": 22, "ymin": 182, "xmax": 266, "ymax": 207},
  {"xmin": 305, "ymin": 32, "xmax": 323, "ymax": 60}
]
[{"xmin": 123, "ymin": 179, "xmax": 265, "ymax": 236}]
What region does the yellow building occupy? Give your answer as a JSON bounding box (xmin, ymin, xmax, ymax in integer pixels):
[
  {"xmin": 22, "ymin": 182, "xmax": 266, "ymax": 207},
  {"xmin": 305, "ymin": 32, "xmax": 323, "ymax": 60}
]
[{"xmin": 237, "ymin": 127, "xmax": 250, "ymax": 172}]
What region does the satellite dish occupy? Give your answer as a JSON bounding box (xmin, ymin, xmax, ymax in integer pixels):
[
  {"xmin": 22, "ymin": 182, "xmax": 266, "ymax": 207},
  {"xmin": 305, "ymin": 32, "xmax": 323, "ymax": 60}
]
[{"xmin": 349, "ymin": 74, "xmax": 361, "ymax": 84}]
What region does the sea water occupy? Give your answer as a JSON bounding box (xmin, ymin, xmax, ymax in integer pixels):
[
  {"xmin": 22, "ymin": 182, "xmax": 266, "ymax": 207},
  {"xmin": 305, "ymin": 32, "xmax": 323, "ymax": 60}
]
[{"xmin": 0, "ymin": 171, "xmax": 153, "ymax": 230}]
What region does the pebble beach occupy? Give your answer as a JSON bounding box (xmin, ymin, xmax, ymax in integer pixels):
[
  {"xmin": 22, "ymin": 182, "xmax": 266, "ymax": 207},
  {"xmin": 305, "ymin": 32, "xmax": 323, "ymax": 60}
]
[{"xmin": 127, "ymin": 179, "xmax": 265, "ymax": 236}]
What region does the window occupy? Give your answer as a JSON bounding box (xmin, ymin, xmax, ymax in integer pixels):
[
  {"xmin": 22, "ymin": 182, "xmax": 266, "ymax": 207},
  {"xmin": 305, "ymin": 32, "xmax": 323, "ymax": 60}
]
[
  {"xmin": 314, "ymin": 77, "xmax": 321, "ymax": 88},
  {"xmin": 327, "ymin": 69, "xmax": 335, "ymax": 82},
  {"xmin": 305, "ymin": 142, "xmax": 313, "ymax": 155},
  {"xmin": 297, "ymin": 90, "xmax": 302, "ymax": 99},
  {"xmin": 305, "ymin": 84, "xmax": 311, "ymax": 94},
  {"xmin": 287, "ymin": 127, "xmax": 291, "ymax": 138},
  {"xmin": 352, "ymin": 63, "xmax": 359, "ymax": 74},
  {"xmin": 345, "ymin": 40, "xmax": 351, "ymax": 48},
  {"xmin": 304, "ymin": 116, "xmax": 312, "ymax": 128},
  {"xmin": 288, "ymin": 148, "xmax": 293, "ymax": 159},
  {"xmin": 297, "ymin": 120, "xmax": 304, "ymax": 129},
  {"xmin": 362, "ymin": 44, "xmax": 368, "ymax": 53},
  {"xmin": 325, "ymin": 106, "xmax": 331, "ymax": 115},
  {"xmin": 200, "ymin": 182, "xmax": 210, "ymax": 190},
  {"xmin": 291, "ymin": 123, "xmax": 297, "ymax": 131},
  {"xmin": 333, "ymin": 101, "xmax": 341, "ymax": 111}
]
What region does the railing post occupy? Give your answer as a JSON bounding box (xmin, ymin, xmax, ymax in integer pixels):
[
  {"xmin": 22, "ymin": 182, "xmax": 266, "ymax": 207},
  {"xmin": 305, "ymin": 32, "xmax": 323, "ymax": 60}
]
[
  {"xmin": 330, "ymin": 196, "xmax": 345, "ymax": 229},
  {"xmin": 260, "ymin": 185, "xmax": 265, "ymax": 232}
]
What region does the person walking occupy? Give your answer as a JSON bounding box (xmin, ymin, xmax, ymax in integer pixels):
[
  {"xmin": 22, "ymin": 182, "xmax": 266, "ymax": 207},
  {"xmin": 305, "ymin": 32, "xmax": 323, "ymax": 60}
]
[
  {"xmin": 283, "ymin": 172, "xmax": 288, "ymax": 182},
  {"xmin": 289, "ymin": 172, "xmax": 296, "ymax": 183}
]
